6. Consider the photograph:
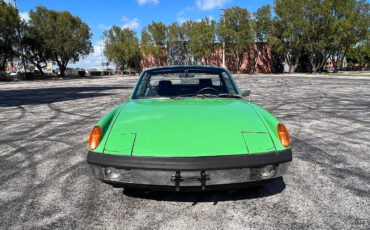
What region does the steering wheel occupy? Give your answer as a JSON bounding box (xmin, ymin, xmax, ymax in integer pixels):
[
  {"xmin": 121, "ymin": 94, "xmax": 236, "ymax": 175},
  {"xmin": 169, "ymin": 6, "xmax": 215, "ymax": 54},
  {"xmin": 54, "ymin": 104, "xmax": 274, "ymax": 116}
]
[{"xmin": 197, "ymin": 87, "xmax": 220, "ymax": 94}]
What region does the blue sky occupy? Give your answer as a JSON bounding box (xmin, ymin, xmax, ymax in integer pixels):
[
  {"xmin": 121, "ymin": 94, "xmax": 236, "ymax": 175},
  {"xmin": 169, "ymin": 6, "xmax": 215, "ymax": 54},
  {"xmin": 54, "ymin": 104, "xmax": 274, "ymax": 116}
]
[{"xmin": 10, "ymin": 0, "xmax": 274, "ymax": 68}]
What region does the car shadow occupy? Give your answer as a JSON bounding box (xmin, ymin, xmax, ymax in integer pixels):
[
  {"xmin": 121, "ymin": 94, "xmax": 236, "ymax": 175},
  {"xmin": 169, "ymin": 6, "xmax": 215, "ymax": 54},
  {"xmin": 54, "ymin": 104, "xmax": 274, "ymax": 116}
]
[
  {"xmin": 121, "ymin": 177, "xmax": 286, "ymax": 204},
  {"xmin": 0, "ymin": 86, "xmax": 131, "ymax": 107}
]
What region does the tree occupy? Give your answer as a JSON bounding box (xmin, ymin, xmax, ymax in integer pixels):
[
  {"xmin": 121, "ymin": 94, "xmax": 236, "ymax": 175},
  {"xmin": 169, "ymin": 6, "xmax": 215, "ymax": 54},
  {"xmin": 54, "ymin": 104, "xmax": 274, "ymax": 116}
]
[
  {"xmin": 104, "ymin": 26, "xmax": 141, "ymax": 73},
  {"xmin": 189, "ymin": 17, "xmax": 216, "ymax": 65},
  {"xmin": 326, "ymin": 0, "xmax": 370, "ymax": 72},
  {"xmin": 347, "ymin": 41, "xmax": 370, "ymax": 69},
  {"xmin": 26, "ymin": 6, "xmax": 93, "ymax": 77},
  {"xmin": 141, "ymin": 21, "xmax": 167, "ymax": 66},
  {"xmin": 272, "ymin": 0, "xmax": 369, "ymax": 73},
  {"xmin": 167, "ymin": 21, "xmax": 197, "ymax": 65},
  {"xmin": 254, "ymin": 4, "xmax": 273, "ymax": 43},
  {"xmin": 301, "ymin": 0, "xmax": 369, "ymax": 73},
  {"xmin": 251, "ymin": 5, "xmax": 274, "ymax": 73},
  {"xmin": 148, "ymin": 21, "xmax": 167, "ymax": 47},
  {"xmin": 0, "ymin": 0, "xmax": 21, "ymax": 71},
  {"xmin": 20, "ymin": 9, "xmax": 52, "ymax": 76},
  {"xmin": 217, "ymin": 7, "xmax": 255, "ymax": 73},
  {"xmin": 167, "ymin": 22, "xmax": 187, "ymax": 44},
  {"xmin": 182, "ymin": 20, "xmax": 193, "ymax": 42},
  {"xmin": 272, "ymin": 0, "xmax": 306, "ymax": 73}
]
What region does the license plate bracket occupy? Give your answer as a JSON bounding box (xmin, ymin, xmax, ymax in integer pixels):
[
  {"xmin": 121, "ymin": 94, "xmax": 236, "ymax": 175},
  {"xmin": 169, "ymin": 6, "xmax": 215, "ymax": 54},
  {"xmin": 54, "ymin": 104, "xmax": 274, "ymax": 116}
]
[{"xmin": 170, "ymin": 170, "xmax": 210, "ymax": 191}]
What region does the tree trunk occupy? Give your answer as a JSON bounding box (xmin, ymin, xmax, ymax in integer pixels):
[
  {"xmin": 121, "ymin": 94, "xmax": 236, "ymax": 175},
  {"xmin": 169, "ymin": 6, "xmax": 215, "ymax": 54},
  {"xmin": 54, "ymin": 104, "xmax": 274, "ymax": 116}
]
[
  {"xmin": 332, "ymin": 61, "xmax": 338, "ymax": 73},
  {"xmin": 59, "ymin": 64, "xmax": 66, "ymax": 77},
  {"xmin": 289, "ymin": 61, "xmax": 299, "ymax": 73},
  {"xmin": 237, "ymin": 58, "xmax": 241, "ymax": 74},
  {"xmin": 1, "ymin": 58, "xmax": 6, "ymax": 72},
  {"xmin": 237, "ymin": 51, "xmax": 243, "ymax": 74},
  {"xmin": 250, "ymin": 46, "xmax": 259, "ymax": 74},
  {"xmin": 57, "ymin": 58, "xmax": 69, "ymax": 77},
  {"xmin": 312, "ymin": 66, "xmax": 318, "ymax": 74},
  {"xmin": 309, "ymin": 56, "xmax": 321, "ymax": 74},
  {"xmin": 35, "ymin": 63, "xmax": 45, "ymax": 76},
  {"xmin": 21, "ymin": 53, "xmax": 27, "ymax": 73}
]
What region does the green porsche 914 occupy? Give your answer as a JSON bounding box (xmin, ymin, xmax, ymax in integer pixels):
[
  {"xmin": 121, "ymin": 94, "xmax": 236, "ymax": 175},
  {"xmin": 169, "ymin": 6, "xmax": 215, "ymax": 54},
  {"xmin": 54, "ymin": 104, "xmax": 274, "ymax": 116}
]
[{"xmin": 87, "ymin": 66, "xmax": 292, "ymax": 191}]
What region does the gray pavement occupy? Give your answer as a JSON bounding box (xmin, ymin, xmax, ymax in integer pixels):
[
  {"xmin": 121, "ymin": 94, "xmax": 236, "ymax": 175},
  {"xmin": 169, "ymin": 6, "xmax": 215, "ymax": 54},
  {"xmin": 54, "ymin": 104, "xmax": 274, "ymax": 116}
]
[{"xmin": 0, "ymin": 74, "xmax": 369, "ymax": 229}]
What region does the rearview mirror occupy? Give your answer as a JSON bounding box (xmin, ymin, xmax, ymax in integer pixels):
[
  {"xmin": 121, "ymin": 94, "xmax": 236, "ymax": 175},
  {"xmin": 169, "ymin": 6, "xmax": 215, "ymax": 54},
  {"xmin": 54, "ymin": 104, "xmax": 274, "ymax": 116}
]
[
  {"xmin": 242, "ymin": 89, "xmax": 251, "ymax": 97},
  {"xmin": 179, "ymin": 73, "xmax": 194, "ymax": 78}
]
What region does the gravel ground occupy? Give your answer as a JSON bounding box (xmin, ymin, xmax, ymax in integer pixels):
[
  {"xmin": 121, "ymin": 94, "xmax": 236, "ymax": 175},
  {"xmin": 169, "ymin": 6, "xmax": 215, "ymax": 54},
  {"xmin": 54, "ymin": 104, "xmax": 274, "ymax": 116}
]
[{"xmin": 0, "ymin": 74, "xmax": 369, "ymax": 230}]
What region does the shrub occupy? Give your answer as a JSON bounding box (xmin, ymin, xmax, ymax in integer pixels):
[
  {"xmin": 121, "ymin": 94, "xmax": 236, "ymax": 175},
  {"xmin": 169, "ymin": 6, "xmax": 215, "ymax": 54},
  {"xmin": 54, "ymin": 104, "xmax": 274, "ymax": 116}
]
[
  {"xmin": 78, "ymin": 71, "xmax": 86, "ymax": 77},
  {"xmin": 89, "ymin": 71, "xmax": 101, "ymax": 76}
]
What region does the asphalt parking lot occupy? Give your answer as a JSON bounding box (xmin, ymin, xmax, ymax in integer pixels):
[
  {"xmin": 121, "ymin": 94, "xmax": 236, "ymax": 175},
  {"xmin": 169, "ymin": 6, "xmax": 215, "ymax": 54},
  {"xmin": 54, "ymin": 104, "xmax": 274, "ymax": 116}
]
[{"xmin": 1, "ymin": 74, "xmax": 369, "ymax": 229}]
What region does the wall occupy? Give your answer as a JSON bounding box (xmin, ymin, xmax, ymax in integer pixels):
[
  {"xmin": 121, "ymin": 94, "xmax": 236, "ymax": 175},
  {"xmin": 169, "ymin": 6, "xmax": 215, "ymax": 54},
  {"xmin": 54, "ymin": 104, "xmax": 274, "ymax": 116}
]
[{"xmin": 140, "ymin": 42, "xmax": 272, "ymax": 73}]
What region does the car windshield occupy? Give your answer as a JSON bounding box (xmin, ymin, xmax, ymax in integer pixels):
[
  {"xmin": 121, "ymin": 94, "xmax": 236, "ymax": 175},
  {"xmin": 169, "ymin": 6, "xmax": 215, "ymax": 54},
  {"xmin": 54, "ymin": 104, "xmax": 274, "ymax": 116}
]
[{"xmin": 132, "ymin": 68, "xmax": 239, "ymax": 99}]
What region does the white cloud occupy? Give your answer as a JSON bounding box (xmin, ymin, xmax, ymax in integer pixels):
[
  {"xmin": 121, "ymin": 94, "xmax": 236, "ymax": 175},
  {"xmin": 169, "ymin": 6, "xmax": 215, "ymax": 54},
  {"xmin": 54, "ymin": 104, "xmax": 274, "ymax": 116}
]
[
  {"xmin": 177, "ymin": 11, "xmax": 188, "ymax": 24},
  {"xmin": 69, "ymin": 40, "xmax": 106, "ymax": 69},
  {"xmin": 177, "ymin": 17, "xmax": 188, "ymax": 24},
  {"xmin": 138, "ymin": 0, "xmax": 158, "ymax": 5},
  {"xmin": 97, "ymin": 17, "xmax": 139, "ymax": 32},
  {"xmin": 177, "ymin": 7, "xmax": 194, "ymax": 24},
  {"xmin": 122, "ymin": 17, "xmax": 139, "ymax": 30},
  {"xmin": 19, "ymin": 12, "xmax": 30, "ymax": 22},
  {"xmin": 98, "ymin": 24, "xmax": 111, "ymax": 30},
  {"xmin": 196, "ymin": 0, "xmax": 231, "ymax": 11}
]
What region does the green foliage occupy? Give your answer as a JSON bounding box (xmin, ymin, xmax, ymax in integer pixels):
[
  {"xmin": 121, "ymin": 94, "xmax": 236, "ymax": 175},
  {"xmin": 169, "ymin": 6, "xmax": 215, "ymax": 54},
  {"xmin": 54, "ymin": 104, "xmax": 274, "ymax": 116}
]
[
  {"xmin": 182, "ymin": 20, "xmax": 193, "ymax": 41},
  {"xmin": 254, "ymin": 4, "xmax": 273, "ymax": 43},
  {"xmin": 347, "ymin": 41, "xmax": 370, "ymax": 68},
  {"xmin": 25, "ymin": 6, "xmax": 93, "ymax": 77},
  {"xmin": 272, "ymin": 0, "xmax": 306, "ymax": 72},
  {"xmin": 148, "ymin": 21, "xmax": 167, "ymax": 46},
  {"xmin": 272, "ymin": 0, "xmax": 369, "ymax": 73},
  {"xmin": 217, "ymin": 7, "xmax": 255, "ymax": 73},
  {"xmin": 167, "ymin": 22, "xmax": 189, "ymax": 43},
  {"xmin": 0, "ymin": 0, "xmax": 21, "ymax": 71},
  {"xmin": 141, "ymin": 21, "xmax": 168, "ymax": 65},
  {"xmin": 189, "ymin": 17, "xmax": 216, "ymax": 65},
  {"xmin": 21, "ymin": 19, "xmax": 50, "ymax": 75},
  {"xmin": 104, "ymin": 26, "xmax": 141, "ymax": 72},
  {"xmin": 141, "ymin": 27, "xmax": 156, "ymax": 57},
  {"xmin": 326, "ymin": 0, "xmax": 370, "ymax": 71}
]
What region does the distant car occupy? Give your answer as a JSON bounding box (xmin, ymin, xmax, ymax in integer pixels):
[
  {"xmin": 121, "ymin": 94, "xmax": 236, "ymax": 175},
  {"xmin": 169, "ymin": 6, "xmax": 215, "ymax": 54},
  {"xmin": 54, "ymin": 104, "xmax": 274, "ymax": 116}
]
[{"xmin": 87, "ymin": 66, "xmax": 292, "ymax": 191}]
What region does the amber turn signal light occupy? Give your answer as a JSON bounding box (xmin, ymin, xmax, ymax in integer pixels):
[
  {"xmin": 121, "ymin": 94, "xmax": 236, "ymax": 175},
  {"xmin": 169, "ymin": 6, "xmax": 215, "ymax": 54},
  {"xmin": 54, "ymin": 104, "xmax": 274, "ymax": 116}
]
[
  {"xmin": 88, "ymin": 126, "xmax": 102, "ymax": 150},
  {"xmin": 277, "ymin": 123, "xmax": 290, "ymax": 147}
]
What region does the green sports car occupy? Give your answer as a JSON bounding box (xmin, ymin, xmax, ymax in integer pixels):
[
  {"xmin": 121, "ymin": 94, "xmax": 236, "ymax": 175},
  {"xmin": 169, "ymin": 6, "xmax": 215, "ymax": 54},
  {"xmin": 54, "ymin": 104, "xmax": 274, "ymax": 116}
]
[{"xmin": 87, "ymin": 66, "xmax": 292, "ymax": 191}]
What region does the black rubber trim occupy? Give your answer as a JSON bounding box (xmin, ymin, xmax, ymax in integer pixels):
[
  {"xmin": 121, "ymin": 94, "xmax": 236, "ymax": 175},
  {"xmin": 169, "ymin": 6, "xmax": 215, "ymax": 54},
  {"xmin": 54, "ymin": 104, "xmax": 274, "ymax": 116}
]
[
  {"xmin": 87, "ymin": 149, "xmax": 292, "ymax": 171},
  {"xmin": 106, "ymin": 178, "xmax": 280, "ymax": 192}
]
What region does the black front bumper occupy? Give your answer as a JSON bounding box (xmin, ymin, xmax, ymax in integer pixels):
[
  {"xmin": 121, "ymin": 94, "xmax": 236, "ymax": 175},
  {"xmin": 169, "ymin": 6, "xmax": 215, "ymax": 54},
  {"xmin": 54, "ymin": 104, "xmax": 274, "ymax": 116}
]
[{"xmin": 87, "ymin": 149, "xmax": 292, "ymax": 190}]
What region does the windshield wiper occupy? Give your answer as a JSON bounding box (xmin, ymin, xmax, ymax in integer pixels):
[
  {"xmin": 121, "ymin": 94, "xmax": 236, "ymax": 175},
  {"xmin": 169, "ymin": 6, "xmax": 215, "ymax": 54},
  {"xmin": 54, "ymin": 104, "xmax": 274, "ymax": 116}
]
[
  {"xmin": 169, "ymin": 95, "xmax": 185, "ymax": 100},
  {"xmin": 217, "ymin": 93, "xmax": 243, "ymax": 99},
  {"xmin": 194, "ymin": 94, "xmax": 217, "ymax": 98},
  {"xmin": 171, "ymin": 93, "xmax": 241, "ymax": 99},
  {"xmin": 173, "ymin": 93, "xmax": 217, "ymax": 99}
]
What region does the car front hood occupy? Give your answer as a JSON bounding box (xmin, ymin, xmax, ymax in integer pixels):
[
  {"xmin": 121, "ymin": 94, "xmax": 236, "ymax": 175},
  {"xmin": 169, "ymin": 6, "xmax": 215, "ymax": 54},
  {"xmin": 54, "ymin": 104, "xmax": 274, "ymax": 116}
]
[{"xmin": 103, "ymin": 98, "xmax": 276, "ymax": 157}]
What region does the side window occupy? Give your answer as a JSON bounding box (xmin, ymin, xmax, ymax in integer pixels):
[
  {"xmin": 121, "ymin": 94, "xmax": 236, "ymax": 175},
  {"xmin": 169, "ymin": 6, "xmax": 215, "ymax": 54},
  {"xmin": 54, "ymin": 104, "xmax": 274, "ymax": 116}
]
[
  {"xmin": 135, "ymin": 73, "xmax": 150, "ymax": 97},
  {"xmin": 221, "ymin": 72, "xmax": 237, "ymax": 94}
]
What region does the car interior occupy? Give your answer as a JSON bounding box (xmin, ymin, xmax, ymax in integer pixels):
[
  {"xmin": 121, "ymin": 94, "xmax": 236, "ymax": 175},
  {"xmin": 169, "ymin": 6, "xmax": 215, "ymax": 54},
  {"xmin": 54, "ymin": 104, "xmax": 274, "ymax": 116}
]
[
  {"xmin": 133, "ymin": 70, "xmax": 238, "ymax": 99},
  {"xmin": 156, "ymin": 78, "xmax": 224, "ymax": 97}
]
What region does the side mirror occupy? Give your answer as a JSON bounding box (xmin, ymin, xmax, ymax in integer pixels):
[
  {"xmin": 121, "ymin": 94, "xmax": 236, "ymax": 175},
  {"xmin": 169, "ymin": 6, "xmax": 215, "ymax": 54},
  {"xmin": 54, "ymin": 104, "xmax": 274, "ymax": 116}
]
[{"xmin": 241, "ymin": 89, "xmax": 251, "ymax": 97}]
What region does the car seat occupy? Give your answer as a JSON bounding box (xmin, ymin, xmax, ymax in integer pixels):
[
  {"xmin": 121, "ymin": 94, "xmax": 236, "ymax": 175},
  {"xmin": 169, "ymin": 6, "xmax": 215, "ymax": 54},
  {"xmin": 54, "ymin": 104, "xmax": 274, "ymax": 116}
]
[{"xmin": 157, "ymin": 80, "xmax": 175, "ymax": 97}]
